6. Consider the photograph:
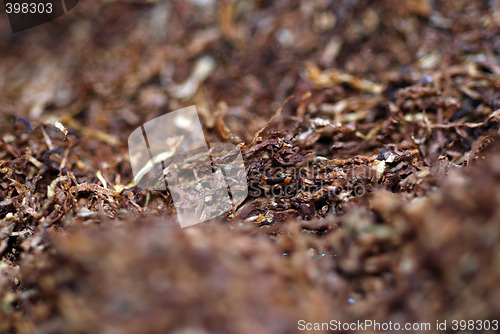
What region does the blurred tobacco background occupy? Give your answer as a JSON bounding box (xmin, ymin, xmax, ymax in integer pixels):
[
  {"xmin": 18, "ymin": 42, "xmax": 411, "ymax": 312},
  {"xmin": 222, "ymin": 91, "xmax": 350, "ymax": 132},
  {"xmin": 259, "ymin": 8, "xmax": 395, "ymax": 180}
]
[{"xmin": 0, "ymin": 0, "xmax": 500, "ymax": 333}]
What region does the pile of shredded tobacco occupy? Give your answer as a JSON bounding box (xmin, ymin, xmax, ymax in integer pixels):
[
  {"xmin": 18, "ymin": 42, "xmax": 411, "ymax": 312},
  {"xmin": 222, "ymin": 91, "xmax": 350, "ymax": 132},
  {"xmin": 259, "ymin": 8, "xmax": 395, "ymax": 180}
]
[{"xmin": 1, "ymin": 0, "xmax": 500, "ymax": 333}]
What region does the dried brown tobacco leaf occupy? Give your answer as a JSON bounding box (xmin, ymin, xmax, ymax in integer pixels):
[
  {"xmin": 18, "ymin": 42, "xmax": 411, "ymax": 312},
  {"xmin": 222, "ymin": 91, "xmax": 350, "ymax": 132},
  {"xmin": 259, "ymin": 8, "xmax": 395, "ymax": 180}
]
[
  {"xmin": 305, "ymin": 63, "xmax": 384, "ymax": 95},
  {"xmin": 1, "ymin": 0, "xmax": 500, "ymax": 332}
]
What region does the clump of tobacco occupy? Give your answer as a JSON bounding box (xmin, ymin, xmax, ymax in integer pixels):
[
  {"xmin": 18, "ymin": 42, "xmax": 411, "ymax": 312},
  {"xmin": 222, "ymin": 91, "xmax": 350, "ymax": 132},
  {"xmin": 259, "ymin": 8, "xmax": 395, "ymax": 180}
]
[{"xmin": 1, "ymin": 0, "xmax": 500, "ymax": 333}]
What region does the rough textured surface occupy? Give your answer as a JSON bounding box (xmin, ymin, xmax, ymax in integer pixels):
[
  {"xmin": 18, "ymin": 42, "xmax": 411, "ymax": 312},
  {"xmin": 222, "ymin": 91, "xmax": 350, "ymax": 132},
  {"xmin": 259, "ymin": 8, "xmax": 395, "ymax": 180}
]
[{"xmin": 0, "ymin": 0, "xmax": 500, "ymax": 333}]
